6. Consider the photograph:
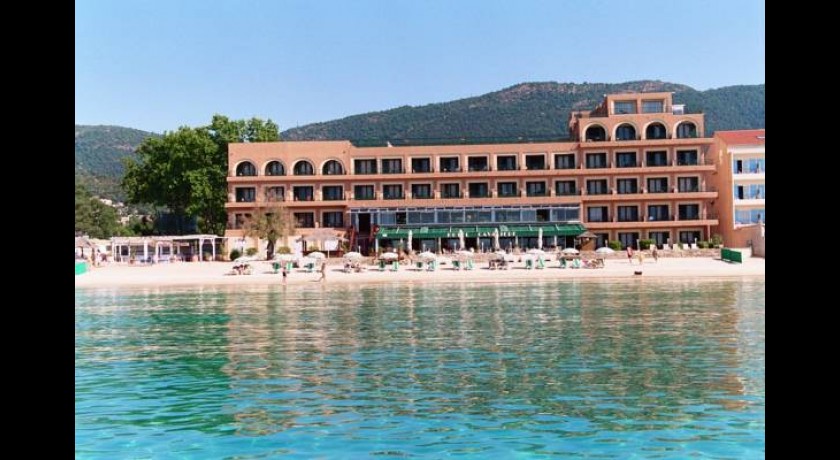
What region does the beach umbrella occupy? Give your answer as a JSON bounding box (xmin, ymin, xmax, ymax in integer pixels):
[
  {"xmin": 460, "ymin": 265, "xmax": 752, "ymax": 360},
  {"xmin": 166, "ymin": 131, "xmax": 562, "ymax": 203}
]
[
  {"xmin": 407, "ymin": 230, "xmax": 413, "ymax": 252},
  {"xmin": 456, "ymin": 250, "xmax": 474, "ymax": 259},
  {"xmin": 273, "ymin": 253, "xmax": 296, "ymax": 261},
  {"xmin": 595, "ymin": 247, "xmax": 616, "ymax": 254},
  {"xmin": 418, "ymin": 251, "xmax": 437, "ymax": 261},
  {"xmin": 537, "ymin": 227, "xmax": 543, "ymax": 249},
  {"xmin": 493, "ymin": 228, "xmax": 500, "ymax": 250},
  {"xmin": 234, "ymin": 256, "xmax": 258, "ymax": 263},
  {"xmin": 343, "ymin": 251, "xmax": 363, "ymax": 261},
  {"xmin": 307, "ymin": 251, "xmax": 326, "ymax": 260},
  {"xmin": 527, "ymin": 248, "xmax": 546, "ymax": 255},
  {"xmin": 561, "ymin": 248, "xmax": 580, "ymax": 255},
  {"xmin": 458, "ymin": 228, "xmax": 465, "ymax": 251},
  {"xmin": 380, "ymin": 251, "xmax": 399, "ymax": 260},
  {"xmin": 493, "ymin": 250, "xmax": 507, "ymax": 260}
]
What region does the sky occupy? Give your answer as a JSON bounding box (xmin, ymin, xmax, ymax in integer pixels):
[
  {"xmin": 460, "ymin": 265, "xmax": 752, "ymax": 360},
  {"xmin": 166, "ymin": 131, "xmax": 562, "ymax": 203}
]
[{"xmin": 75, "ymin": 0, "xmax": 765, "ymax": 134}]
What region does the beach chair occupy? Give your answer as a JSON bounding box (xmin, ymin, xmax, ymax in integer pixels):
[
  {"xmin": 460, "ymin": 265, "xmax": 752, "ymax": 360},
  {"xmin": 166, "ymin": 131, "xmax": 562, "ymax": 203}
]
[
  {"xmin": 415, "ymin": 261, "xmax": 424, "ymax": 270},
  {"xmin": 559, "ymin": 257, "xmax": 567, "ymax": 269},
  {"xmin": 537, "ymin": 257, "xmax": 545, "ymax": 269},
  {"xmin": 572, "ymin": 258, "xmax": 581, "ymax": 269},
  {"xmin": 452, "ymin": 260, "xmax": 461, "ymax": 270},
  {"xmin": 427, "ymin": 260, "xmax": 436, "ymax": 271},
  {"xmin": 525, "ymin": 258, "xmax": 534, "ymax": 270},
  {"xmin": 390, "ymin": 261, "xmax": 399, "ymax": 272},
  {"xmin": 466, "ymin": 259, "xmax": 474, "ymax": 270},
  {"xmin": 306, "ymin": 262, "xmax": 315, "ymax": 273},
  {"xmin": 272, "ymin": 261, "xmax": 281, "ymax": 274},
  {"xmin": 378, "ymin": 260, "xmax": 386, "ymax": 271}
]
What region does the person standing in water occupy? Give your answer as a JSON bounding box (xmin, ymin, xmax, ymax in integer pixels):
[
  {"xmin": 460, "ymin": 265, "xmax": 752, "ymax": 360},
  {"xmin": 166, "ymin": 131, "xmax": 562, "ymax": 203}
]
[
  {"xmin": 626, "ymin": 246, "xmax": 634, "ymax": 264},
  {"xmin": 318, "ymin": 262, "xmax": 327, "ymax": 282}
]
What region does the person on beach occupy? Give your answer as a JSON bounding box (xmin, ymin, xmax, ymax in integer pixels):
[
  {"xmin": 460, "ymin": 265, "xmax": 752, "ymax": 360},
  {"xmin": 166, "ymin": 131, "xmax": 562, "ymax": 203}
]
[
  {"xmin": 281, "ymin": 266, "xmax": 287, "ymax": 284},
  {"xmin": 652, "ymin": 246, "xmax": 659, "ymax": 263},
  {"xmin": 626, "ymin": 246, "xmax": 634, "ymax": 264},
  {"xmin": 319, "ymin": 262, "xmax": 326, "ymax": 282},
  {"xmin": 637, "ymin": 250, "xmax": 644, "ymax": 265}
]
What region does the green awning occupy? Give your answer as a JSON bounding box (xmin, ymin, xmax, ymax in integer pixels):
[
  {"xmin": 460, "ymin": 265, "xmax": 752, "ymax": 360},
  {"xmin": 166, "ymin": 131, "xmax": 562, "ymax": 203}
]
[{"xmin": 376, "ymin": 223, "xmax": 586, "ymax": 239}]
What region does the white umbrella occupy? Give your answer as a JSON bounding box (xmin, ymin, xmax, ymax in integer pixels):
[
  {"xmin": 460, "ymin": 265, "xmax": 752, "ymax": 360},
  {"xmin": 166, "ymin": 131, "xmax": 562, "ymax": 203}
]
[
  {"xmin": 494, "ymin": 250, "xmax": 507, "ymax": 260},
  {"xmin": 380, "ymin": 251, "xmax": 399, "ymax": 260},
  {"xmin": 234, "ymin": 256, "xmax": 258, "ymax": 263},
  {"xmin": 407, "ymin": 230, "xmax": 413, "ymax": 253},
  {"xmin": 493, "ymin": 228, "xmax": 500, "ymax": 250},
  {"xmin": 456, "ymin": 250, "xmax": 474, "ymax": 259},
  {"xmin": 537, "ymin": 227, "xmax": 543, "ymax": 249},
  {"xmin": 418, "ymin": 251, "xmax": 437, "ymax": 261},
  {"xmin": 527, "ymin": 248, "xmax": 546, "ymax": 255},
  {"xmin": 595, "ymin": 247, "xmax": 616, "ymax": 254},
  {"xmin": 273, "ymin": 253, "xmax": 295, "ymax": 261},
  {"xmin": 562, "ymin": 248, "xmax": 580, "ymax": 255},
  {"xmin": 458, "ymin": 229, "xmax": 465, "ymax": 251},
  {"xmin": 343, "ymin": 251, "xmax": 363, "ymax": 261},
  {"xmin": 307, "ymin": 251, "xmax": 326, "ymax": 260}
]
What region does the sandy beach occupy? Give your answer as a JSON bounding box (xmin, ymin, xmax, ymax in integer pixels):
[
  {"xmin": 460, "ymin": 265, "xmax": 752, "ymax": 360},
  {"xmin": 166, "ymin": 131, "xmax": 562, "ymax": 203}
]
[{"xmin": 75, "ymin": 256, "xmax": 765, "ymax": 289}]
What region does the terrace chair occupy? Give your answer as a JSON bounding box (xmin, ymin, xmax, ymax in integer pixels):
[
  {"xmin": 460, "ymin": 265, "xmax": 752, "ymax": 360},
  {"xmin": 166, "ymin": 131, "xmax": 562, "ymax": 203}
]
[
  {"xmin": 537, "ymin": 257, "xmax": 545, "ymax": 269},
  {"xmin": 452, "ymin": 260, "xmax": 461, "ymax": 270},
  {"xmin": 465, "ymin": 259, "xmax": 474, "ymax": 270},
  {"xmin": 378, "ymin": 260, "xmax": 386, "ymax": 271},
  {"xmin": 525, "ymin": 259, "xmax": 534, "ymax": 270},
  {"xmin": 572, "ymin": 258, "xmax": 582, "ymax": 269},
  {"xmin": 559, "ymin": 258, "xmax": 567, "ymax": 269},
  {"xmin": 661, "ymin": 243, "xmax": 671, "ymax": 251},
  {"xmin": 390, "ymin": 261, "xmax": 399, "ymax": 272}
]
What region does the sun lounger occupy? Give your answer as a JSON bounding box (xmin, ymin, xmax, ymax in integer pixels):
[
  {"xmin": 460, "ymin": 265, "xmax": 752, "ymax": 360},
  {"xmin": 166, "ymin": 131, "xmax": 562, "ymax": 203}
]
[
  {"xmin": 537, "ymin": 257, "xmax": 545, "ymax": 269},
  {"xmin": 378, "ymin": 260, "xmax": 386, "ymax": 271},
  {"xmin": 525, "ymin": 259, "xmax": 534, "ymax": 270},
  {"xmin": 452, "ymin": 260, "xmax": 461, "ymax": 270},
  {"xmin": 390, "ymin": 261, "xmax": 399, "ymax": 272},
  {"xmin": 465, "ymin": 259, "xmax": 474, "ymax": 270}
]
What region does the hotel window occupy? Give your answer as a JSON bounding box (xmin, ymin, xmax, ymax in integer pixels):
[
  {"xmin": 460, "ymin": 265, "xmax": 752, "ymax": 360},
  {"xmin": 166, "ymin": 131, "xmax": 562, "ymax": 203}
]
[
  {"xmin": 383, "ymin": 184, "xmax": 404, "ymax": 200},
  {"xmin": 617, "ymin": 178, "xmax": 638, "ymax": 194},
  {"xmin": 322, "ymin": 160, "xmax": 344, "ymax": 175},
  {"xmin": 381, "ymin": 159, "xmax": 403, "ymax": 174},
  {"xmin": 465, "ymin": 210, "xmax": 493, "ymax": 223},
  {"xmin": 617, "ymin": 206, "xmax": 639, "ymax": 222},
  {"xmin": 235, "ymin": 187, "xmax": 256, "ymax": 202},
  {"xmin": 677, "ymin": 150, "xmax": 698, "ymax": 166},
  {"xmin": 264, "ymin": 186, "xmax": 285, "ymax": 201},
  {"xmin": 438, "ymin": 210, "xmax": 465, "ymax": 223},
  {"xmin": 322, "ymin": 211, "xmax": 344, "ymax": 228},
  {"xmin": 618, "ymin": 232, "xmax": 640, "ymax": 249},
  {"xmin": 646, "ymin": 151, "xmax": 668, "ymax": 166},
  {"xmin": 678, "ymin": 204, "xmax": 700, "ymax": 220},
  {"xmin": 411, "ymin": 157, "xmax": 432, "ymax": 173},
  {"xmin": 587, "ymin": 206, "xmax": 609, "ymax": 223},
  {"xmin": 469, "ymin": 182, "xmax": 489, "ymax": 198},
  {"xmin": 411, "ymin": 183, "xmax": 432, "ymax": 199},
  {"xmin": 555, "ymin": 180, "xmax": 576, "ymax": 196},
  {"xmin": 586, "ymin": 179, "xmax": 608, "ymax": 195},
  {"xmin": 647, "ymin": 177, "xmax": 668, "ymax": 193},
  {"xmin": 648, "ymin": 231, "xmax": 670, "ymax": 247},
  {"xmin": 467, "ymin": 156, "xmax": 489, "ymax": 172},
  {"xmin": 293, "ymin": 161, "xmax": 314, "ymax": 176},
  {"xmin": 647, "ymin": 205, "xmax": 670, "ymax": 221},
  {"xmin": 676, "ymin": 122, "xmax": 698, "ymax": 139},
  {"xmin": 615, "ymin": 124, "xmax": 637, "ymax": 141},
  {"xmin": 496, "ymin": 155, "xmax": 517, "ymax": 171},
  {"xmin": 441, "ymin": 183, "xmax": 460, "ymax": 198},
  {"xmin": 354, "ymin": 185, "xmax": 375, "ymax": 200},
  {"xmin": 642, "ymin": 100, "xmax": 665, "ymax": 113},
  {"xmin": 525, "ymin": 154, "xmax": 546, "ymax": 170},
  {"xmin": 679, "ymin": 231, "xmax": 702, "ymax": 244},
  {"xmin": 616, "ymin": 152, "xmax": 637, "ymax": 168},
  {"xmin": 735, "ymin": 209, "xmax": 764, "ymax": 224},
  {"xmin": 586, "ymin": 153, "xmax": 608, "ymax": 169},
  {"xmin": 407, "ymin": 211, "xmax": 435, "ymax": 224},
  {"xmin": 439, "ymin": 157, "xmax": 460, "ymax": 172},
  {"xmin": 554, "ymin": 154, "xmax": 575, "ymax": 169},
  {"xmin": 294, "ymin": 212, "xmax": 315, "ymax": 228},
  {"xmin": 526, "ymin": 181, "xmax": 547, "ymax": 197},
  {"xmin": 265, "ymin": 161, "xmax": 285, "ymax": 176},
  {"xmin": 646, "ymin": 123, "xmax": 667, "ymax": 140},
  {"xmin": 293, "ymin": 186, "xmax": 314, "ymax": 201},
  {"xmin": 497, "ymin": 182, "xmax": 518, "ymax": 197},
  {"xmin": 613, "ymin": 100, "xmax": 636, "ymax": 114},
  {"xmin": 236, "ymin": 162, "xmax": 256, "ymax": 176},
  {"xmin": 322, "ymin": 186, "xmax": 344, "ymax": 201},
  {"xmin": 678, "ymin": 177, "xmax": 700, "ymax": 192},
  {"xmin": 354, "ymin": 159, "xmax": 377, "ymax": 174},
  {"xmin": 495, "ymin": 209, "xmax": 521, "ymax": 222}
]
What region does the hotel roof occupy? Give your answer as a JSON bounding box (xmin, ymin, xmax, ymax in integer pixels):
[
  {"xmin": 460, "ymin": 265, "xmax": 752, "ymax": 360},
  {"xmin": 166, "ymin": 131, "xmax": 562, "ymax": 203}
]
[{"xmin": 715, "ymin": 129, "xmax": 766, "ymax": 146}]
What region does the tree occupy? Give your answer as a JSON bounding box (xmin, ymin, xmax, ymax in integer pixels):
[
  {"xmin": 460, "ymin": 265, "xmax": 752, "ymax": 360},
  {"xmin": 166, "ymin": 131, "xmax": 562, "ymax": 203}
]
[
  {"xmin": 122, "ymin": 115, "xmax": 279, "ymax": 235},
  {"xmin": 75, "ymin": 182, "xmax": 122, "ymax": 238},
  {"xmin": 242, "ymin": 200, "xmax": 297, "ymax": 260}
]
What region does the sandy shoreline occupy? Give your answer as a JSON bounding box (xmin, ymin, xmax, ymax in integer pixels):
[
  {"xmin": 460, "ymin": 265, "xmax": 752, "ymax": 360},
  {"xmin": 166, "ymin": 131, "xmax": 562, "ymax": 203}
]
[{"xmin": 75, "ymin": 256, "xmax": 764, "ymax": 290}]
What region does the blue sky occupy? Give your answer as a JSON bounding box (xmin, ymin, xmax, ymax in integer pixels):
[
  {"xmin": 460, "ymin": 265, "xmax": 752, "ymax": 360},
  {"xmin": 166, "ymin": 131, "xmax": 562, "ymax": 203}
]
[{"xmin": 75, "ymin": 0, "xmax": 764, "ymax": 133}]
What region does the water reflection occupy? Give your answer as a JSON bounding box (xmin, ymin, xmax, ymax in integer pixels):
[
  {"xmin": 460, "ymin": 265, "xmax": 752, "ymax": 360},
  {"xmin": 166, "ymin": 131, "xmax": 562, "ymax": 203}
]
[{"xmin": 76, "ymin": 279, "xmax": 764, "ymax": 458}]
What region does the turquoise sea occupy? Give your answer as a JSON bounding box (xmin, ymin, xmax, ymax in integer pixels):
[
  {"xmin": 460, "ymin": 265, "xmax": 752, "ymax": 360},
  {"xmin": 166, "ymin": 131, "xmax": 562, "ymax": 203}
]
[{"xmin": 75, "ymin": 279, "xmax": 765, "ymax": 459}]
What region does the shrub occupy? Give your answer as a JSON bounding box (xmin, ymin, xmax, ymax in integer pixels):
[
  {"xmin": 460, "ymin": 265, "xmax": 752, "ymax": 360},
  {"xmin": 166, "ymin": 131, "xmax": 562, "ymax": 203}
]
[
  {"xmin": 276, "ymin": 246, "xmax": 291, "ymax": 254},
  {"xmin": 698, "ymin": 240, "xmax": 710, "ymax": 249},
  {"xmin": 608, "ymin": 240, "xmax": 623, "ymax": 251},
  {"xmin": 639, "ymin": 239, "xmax": 655, "ymax": 250},
  {"xmin": 245, "ymin": 247, "xmax": 258, "ymax": 256},
  {"xmin": 710, "ymin": 234, "xmax": 724, "ymax": 247},
  {"xmin": 229, "ymin": 249, "xmax": 241, "ymax": 260}
]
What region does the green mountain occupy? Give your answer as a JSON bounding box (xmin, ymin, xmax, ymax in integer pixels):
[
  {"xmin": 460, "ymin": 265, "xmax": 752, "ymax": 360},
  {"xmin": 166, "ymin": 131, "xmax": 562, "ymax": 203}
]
[
  {"xmin": 281, "ymin": 80, "xmax": 764, "ymax": 142},
  {"xmin": 75, "ymin": 125, "xmax": 159, "ymax": 201}
]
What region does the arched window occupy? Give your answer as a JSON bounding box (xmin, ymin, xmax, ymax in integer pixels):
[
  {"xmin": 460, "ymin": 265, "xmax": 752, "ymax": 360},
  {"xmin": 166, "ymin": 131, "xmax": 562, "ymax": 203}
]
[
  {"xmin": 322, "ymin": 160, "xmax": 344, "ymax": 175},
  {"xmin": 645, "ymin": 123, "xmax": 667, "ymax": 140},
  {"xmin": 585, "ymin": 125, "xmax": 606, "ymax": 142},
  {"xmin": 293, "ymin": 160, "xmax": 315, "ymax": 176},
  {"xmin": 676, "ymin": 122, "xmax": 697, "ymax": 139},
  {"xmin": 615, "ymin": 124, "xmax": 637, "ymax": 141},
  {"xmin": 265, "ymin": 161, "xmax": 285, "ymax": 176},
  {"xmin": 235, "ymin": 161, "xmax": 256, "ymax": 176}
]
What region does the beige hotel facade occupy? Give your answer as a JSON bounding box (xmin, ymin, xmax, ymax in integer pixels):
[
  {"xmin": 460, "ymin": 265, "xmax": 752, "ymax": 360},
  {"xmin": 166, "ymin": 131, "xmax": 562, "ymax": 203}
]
[{"xmin": 225, "ymin": 92, "xmax": 719, "ymax": 254}]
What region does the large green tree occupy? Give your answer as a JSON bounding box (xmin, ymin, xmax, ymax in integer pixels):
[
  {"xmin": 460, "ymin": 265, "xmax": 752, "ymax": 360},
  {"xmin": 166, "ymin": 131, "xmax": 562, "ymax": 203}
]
[
  {"xmin": 122, "ymin": 115, "xmax": 279, "ymax": 235},
  {"xmin": 75, "ymin": 182, "xmax": 122, "ymax": 238},
  {"xmin": 242, "ymin": 200, "xmax": 297, "ymax": 260}
]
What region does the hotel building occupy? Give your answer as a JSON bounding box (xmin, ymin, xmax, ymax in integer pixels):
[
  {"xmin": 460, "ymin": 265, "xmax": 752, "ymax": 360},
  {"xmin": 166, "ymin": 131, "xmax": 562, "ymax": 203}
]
[
  {"xmin": 712, "ymin": 130, "xmax": 765, "ymax": 247},
  {"xmin": 225, "ymin": 92, "xmax": 719, "ymax": 254}
]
